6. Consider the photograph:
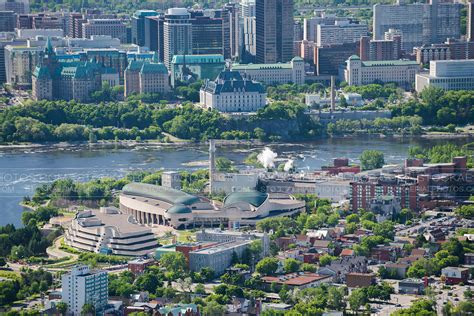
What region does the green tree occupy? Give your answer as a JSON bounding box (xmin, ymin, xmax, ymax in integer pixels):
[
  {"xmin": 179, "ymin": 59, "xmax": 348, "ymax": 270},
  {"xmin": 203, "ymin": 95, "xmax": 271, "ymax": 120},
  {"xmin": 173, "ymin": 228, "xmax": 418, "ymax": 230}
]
[
  {"xmin": 359, "ymin": 150, "xmax": 385, "ymax": 171},
  {"xmin": 202, "ymin": 300, "xmax": 226, "ymax": 316},
  {"xmin": 283, "ymin": 258, "xmax": 301, "ymax": 274},
  {"xmin": 56, "ymin": 302, "xmax": 68, "ymax": 316},
  {"xmin": 81, "ymin": 303, "xmax": 95, "ymax": 316},
  {"xmin": 159, "ymin": 252, "xmax": 187, "ymax": 274},
  {"xmin": 348, "ymin": 288, "xmax": 368, "ymax": 314},
  {"xmin": 256, "ymin": 257, "xmax": 279, "ymax": 276}
]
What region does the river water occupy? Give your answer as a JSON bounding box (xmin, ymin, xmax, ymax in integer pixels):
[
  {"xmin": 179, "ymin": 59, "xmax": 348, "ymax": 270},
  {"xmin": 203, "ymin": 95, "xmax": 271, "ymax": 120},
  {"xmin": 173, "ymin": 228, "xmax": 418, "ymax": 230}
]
[{"xmin": 0, "ymin": 136, "xmax": 468, "ymax": 226}]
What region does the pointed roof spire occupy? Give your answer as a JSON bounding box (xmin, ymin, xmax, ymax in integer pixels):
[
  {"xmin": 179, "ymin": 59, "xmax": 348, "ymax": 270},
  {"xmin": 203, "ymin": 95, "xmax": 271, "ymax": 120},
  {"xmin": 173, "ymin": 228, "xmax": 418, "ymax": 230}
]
[{"xmin": 45, "ymin": 36, "xmax": 54, "ymax": 55}]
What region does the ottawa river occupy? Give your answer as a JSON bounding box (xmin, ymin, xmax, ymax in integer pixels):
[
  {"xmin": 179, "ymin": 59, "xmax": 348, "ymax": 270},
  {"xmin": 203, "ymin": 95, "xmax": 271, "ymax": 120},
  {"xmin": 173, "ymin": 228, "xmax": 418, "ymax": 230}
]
[{"xmin": 0, "ymin": 136, "xmax": 470, "ymax": 226}]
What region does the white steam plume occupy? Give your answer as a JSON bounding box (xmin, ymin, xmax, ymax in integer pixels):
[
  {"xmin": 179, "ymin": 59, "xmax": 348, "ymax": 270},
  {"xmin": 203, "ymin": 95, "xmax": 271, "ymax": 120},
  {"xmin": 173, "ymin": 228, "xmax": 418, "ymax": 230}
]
[
  {"xmin": 257, "ymin": 147, "xmax": 278, "ymax": 169},
  {"xmin": 284, "ymin": 159, "xmax": 294, "ymax": 172}
]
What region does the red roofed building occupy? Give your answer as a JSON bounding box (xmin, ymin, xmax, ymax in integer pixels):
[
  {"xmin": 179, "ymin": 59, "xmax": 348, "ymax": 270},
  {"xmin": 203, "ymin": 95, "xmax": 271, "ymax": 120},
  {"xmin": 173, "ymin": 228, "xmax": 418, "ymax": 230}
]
[
  {"xmin": 340, "ymin": 249, "xmax": 355, "ymax": 257},
  {"xmin": 261, "ymin": 272, "xmax": 332, "ymax": 290}
]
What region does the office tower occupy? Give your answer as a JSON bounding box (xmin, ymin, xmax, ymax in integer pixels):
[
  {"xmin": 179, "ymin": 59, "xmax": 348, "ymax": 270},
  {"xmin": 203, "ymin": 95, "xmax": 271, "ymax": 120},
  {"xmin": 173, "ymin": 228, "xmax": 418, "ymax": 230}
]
[
  {"xmin": 190, "ymin": 11, "xmax": 223, "ymax": 56},
  {"xmin": 317, "ymin": 20, "xmax": 368, "ymax": 47},
  {"xmin": 255, "ymin": 0, "xmax": 294, "ymax": 63},
  {"xmin": 468, "ymin": 0, "xmax": 474, "ymax": 42},
  {"xmin": 0, "ymin": 0, "xmax": 28, "ymax": 14},
  {"xmin": 223, "ymin": 3, "xmax": 240, "ymax": 60},
  {"xmin": 241, "ymin": 0, "xmax": 255, "ymax": 17},
  {"xmin": 241, "ymin": 0, "xmax": 256, "ymax": 62},
  {"xmin": 144, "ymin": 15, "xmax": 164, "ymax": 58},
  {"xmin": 314, "ymin": 42, "xmax": 359, "ymax": 76},
  {"xmin": 82, "ymin": 19, "xmax": 127, "ymax": 43},
  {"xmin": 303, "ymin": 14, "xmax": 349, "ymax": 42},
  {"xmin": 61, "ymin": 265, "xmax": 108, "ymax": 315},
  {"xmin": 132, "ymin": 10, "xmax": 159, "ymax": 46},
  {"xmin": 0, "ymin": 11, "xmax": 15, "ymax": 32},
  {"xmin": 373, "ymin": 0, "xmax": 462, "ymax": 52},
  {"xmin": 359, "ymin": 35, "xmax": 401, "ymax": 61},
  {"xmin": 163, "ymin": 8, "xmax": 192, "ymax": 69}
]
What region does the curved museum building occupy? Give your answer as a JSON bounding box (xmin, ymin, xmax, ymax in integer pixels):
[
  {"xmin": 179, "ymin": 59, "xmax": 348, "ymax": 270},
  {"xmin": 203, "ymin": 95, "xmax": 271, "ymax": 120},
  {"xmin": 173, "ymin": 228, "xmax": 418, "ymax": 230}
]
[
  {"xmin": 65, "ymin": 207, "xmax": 159, "ymax": 256},
  {"xmin": 119, "ymin": 182, "xmax": 305, "ymax": 228}
]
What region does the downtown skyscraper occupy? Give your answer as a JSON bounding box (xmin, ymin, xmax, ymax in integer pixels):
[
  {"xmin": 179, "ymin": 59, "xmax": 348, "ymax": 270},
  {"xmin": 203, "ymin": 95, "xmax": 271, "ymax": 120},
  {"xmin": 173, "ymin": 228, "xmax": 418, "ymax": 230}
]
[{"xmin": 255, "ymin": 0, "xmax": 294, "ymax": 64}]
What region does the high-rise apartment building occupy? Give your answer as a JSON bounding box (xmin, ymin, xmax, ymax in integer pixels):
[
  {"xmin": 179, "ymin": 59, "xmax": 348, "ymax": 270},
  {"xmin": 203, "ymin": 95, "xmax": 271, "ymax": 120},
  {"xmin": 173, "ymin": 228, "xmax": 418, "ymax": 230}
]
[
  {"xmin": 62, "ymin": 265, "xmax": 108, "ymax": 315},
  {"xmin": 82, "ymin": 19, "xmax": 127, "ymax": 43},
  {"xmin": 132, "ymin": 10, "xmax": 159, "ymax": 46},
  {"xmin": 163, "ymin": 8, "xmax": 192, "ymax": 69},
  {"xmin": 373, "ymin": 0, "xmax": 462, "ymax": 51},
  {"xmin": 255, "ymin": 0, "xmax": 294, "ymax": 63},
  {"xmin": 0, "ymin": 10, "xmax": 15, "ymax": 32}
]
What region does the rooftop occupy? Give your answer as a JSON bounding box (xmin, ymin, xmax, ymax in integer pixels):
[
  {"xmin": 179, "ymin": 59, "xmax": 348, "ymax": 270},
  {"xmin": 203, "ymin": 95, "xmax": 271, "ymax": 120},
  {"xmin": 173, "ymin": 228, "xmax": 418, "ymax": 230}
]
[
  {"xmin": 362, "ymin": 60, "xmax": 420, "ymax": 67},
  {"xmin": 122, "ymin": 183, "xmax": 200, "ymax": 206},
  {"xmin": 262, "ymin": 273, "xmax": 331, "ymax": 286},
  {"xmin": 232, "ymin": 57, "xmax": 302, "ymax": 70},
  {"xmin": 75, "ymin": 208, "xmax": 152, "ymax": 234},
  {"xmin": 223, "ymin": 190, "xmax": 268, "ymax": 207}
]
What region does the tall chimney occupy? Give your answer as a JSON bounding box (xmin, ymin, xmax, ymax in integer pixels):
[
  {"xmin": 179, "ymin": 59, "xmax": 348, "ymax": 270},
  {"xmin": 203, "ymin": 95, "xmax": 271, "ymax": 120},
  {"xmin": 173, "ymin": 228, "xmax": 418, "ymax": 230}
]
[
  {"xmin": 468, "ymin": 0, "xmax": 474, "ymax": 42},
  {"xmin": 209, "ymin": 139, "xmax": 216, "ymax": 193},
  {"xmin": 330, "ymin": 75, "xmax": 336, "ymax": 112}
]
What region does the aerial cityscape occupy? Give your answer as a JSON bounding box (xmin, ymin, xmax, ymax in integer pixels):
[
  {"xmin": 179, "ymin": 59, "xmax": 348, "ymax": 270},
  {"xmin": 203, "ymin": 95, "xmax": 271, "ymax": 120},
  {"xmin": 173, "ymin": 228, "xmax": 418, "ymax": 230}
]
[{"xmin": 0, "ymin": 0, "xmax": 473, "ymax": 315}]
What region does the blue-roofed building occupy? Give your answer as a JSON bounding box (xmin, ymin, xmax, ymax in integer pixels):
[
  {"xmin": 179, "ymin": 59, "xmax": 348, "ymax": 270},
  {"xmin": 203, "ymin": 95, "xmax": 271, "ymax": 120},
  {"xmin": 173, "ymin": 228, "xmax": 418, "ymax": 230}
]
[
  {"xmin": 124, "ymin": 60, "xmax": 170, "ymax": 97},
  {"xmin": 200, "ymin": 69, "xmax": 267, "ymax": 112},
  {"xmin": 32, "ymin": 38, "xmax": 120, "ymax": 101},
  {"xmin": 119, "ymin": 182, "xmax": 305, "ymax": 229},
  {"xmin": 170, "ymin": 54, "xmax": 225, "ymax": 87}
]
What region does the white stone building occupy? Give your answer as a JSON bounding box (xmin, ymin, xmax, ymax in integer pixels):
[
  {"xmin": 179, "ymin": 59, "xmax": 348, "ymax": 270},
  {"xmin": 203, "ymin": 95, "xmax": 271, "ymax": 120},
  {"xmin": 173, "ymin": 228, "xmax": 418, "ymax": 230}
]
[
  {"xmin": 200, "ymin": 69, "xmax": 266, "ymax": 112},
  {"xmin": 415, "ymin": 59, "xmax": 474, "ymax": 92},
  {"xmin": 231, "ymin": 57, "xmax": 305, "ymax": 85},
  {"xmin": 344, "ymin": 55, "xmax": 420, "ymax": 89}
]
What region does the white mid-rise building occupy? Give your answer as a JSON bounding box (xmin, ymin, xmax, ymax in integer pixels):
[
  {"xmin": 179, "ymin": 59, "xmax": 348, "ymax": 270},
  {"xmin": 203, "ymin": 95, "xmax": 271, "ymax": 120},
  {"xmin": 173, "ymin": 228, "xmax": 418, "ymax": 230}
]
[
  {"xmin": 317, "ymin": 20, "xmax": 368, "ymax": 47},
  {"xmin": 62, "ymin": 265, "xmax": 108, "ymax": 315},
  {"xmin": 344, "ymin": 55, "xmax": 420, "ymax": 89},
  {"xmin": 200, "ymin": 69, "xmax": 266, "ymax": 112},
  {"xmin": 231, "ymin": 57, "xmax": 305, "ymax": 85},
  {"xmin": 415, "ymin": 59, "xmax": 474, "ymax": 92}
]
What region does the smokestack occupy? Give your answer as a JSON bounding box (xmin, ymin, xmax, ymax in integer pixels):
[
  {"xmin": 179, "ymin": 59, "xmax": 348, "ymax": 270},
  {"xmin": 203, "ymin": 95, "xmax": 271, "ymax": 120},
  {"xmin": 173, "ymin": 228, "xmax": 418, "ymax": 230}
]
[
  {"xmin": 330, "ymin": 75, "xmax": 335, "ymax": 112},
  {"xmin": 209, "ymin": 139, "xmax": 216, "ymax": 193}
]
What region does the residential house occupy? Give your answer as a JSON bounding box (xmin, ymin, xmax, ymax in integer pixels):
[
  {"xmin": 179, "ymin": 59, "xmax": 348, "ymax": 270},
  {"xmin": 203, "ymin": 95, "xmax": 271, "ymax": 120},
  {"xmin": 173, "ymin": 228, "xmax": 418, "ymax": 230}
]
[
  {"xmin": 317, "ymin": 256, "xmax": 368, "ymax": 283},
  {"xmin": 346, "ymin": 272, "xmax": 376, "ymax": 288}
]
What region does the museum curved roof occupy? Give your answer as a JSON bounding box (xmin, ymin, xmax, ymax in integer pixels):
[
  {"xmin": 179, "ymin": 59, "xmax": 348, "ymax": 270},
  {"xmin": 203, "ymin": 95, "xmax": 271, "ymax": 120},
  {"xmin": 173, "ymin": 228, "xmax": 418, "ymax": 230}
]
[
  {"xmin": 223, "ymin": 190, "xmax": 268, "ymax": 207},
  {"xmin": 167, "ymin": 205, "xmax": 192, "ymax": 214},
  {"xmin": 122, "ymin": 182, "xmax": 200, "ymax": 206}
]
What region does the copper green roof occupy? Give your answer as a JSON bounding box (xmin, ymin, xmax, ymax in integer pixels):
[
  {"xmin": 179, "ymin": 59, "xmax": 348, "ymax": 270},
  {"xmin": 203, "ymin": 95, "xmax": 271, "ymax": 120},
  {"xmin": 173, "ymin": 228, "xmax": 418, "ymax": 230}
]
[
  {"xmin": 232, "ymin": 57, "xmax": 302, "ymax": 70},
  {"xmin": 362, "ymin": 60, "xmax": 420, "ymax": 67},
  {"xmin": 168, "ymin": 205, "xmax": 192, "ymax": 214},
  {"xmin": 348, "ymin": 55, "xmax": 360, "ymax": 60},
  {"xmin": 224, "ymin": 190, "xmax": 268, "ymax": 207},
  {"xmin": 122, "ymin": 183, "xmax": 199, "ymax": 206},
  {"xmin": 172, "ymin": 54, "xmax": 224, "ymax": 64},
  {"xmin": 140, "ymin": 62, "xmax": 168, "ymax": 74},
  {"xmin": 33, "ymin": 66, "xmax": 50, "ymax": 79}
]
